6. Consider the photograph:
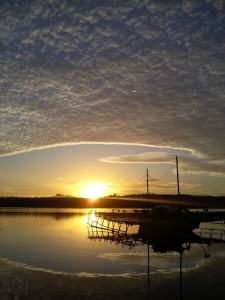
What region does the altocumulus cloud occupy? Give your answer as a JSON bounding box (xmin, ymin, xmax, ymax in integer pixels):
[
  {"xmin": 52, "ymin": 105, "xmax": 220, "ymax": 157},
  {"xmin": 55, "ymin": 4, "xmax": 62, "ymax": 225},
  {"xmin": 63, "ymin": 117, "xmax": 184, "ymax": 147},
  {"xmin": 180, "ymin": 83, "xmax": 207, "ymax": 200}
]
[{"xmin": 0, "ymin": 0, "xmax": 225, "ymax": 162}]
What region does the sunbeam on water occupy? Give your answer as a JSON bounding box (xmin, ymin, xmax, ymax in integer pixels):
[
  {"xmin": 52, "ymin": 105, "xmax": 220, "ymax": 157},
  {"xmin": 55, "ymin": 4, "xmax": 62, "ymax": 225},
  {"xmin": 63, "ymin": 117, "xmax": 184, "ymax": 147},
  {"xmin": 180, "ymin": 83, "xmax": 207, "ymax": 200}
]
[{"xmin": 0, "ymin": 208, "xmax": 224, "ymax": 276}]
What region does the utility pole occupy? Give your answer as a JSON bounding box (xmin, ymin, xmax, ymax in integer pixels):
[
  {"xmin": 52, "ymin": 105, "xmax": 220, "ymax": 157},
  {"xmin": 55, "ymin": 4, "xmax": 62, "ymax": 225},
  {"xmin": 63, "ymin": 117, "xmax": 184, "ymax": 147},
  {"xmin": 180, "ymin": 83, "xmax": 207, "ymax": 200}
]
[
  {"xmin": 176, "ymin": 156, "xmax": 180, "ymax": 197},
  {"xmin": 146, "ymin": 168, "xmax": 149, "ymax": 198}
]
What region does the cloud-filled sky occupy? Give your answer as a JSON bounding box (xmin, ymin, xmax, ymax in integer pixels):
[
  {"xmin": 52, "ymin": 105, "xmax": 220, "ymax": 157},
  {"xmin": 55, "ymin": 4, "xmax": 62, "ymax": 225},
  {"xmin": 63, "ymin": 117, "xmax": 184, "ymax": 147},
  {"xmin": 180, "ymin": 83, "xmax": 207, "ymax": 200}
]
[{"xmin": 0, "ymin": 0, "xmax": 225, "ymax": 196}]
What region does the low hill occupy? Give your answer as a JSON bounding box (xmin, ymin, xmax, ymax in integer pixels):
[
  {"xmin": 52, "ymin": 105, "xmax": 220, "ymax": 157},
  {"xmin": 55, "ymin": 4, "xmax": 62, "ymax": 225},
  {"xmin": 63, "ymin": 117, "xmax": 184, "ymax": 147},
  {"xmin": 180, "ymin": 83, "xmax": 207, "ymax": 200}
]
[{"xmin": 0, "ymin": 194, "xmax": 225, "ymax": 209}]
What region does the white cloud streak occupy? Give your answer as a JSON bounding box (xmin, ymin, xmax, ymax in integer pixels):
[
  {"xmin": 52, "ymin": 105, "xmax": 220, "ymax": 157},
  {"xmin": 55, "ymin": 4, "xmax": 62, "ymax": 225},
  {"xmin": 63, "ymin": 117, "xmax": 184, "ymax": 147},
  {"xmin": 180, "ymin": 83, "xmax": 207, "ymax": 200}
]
[{"xmin": 100, "ymin": 149, "xmax": 225, "ymax": 177}]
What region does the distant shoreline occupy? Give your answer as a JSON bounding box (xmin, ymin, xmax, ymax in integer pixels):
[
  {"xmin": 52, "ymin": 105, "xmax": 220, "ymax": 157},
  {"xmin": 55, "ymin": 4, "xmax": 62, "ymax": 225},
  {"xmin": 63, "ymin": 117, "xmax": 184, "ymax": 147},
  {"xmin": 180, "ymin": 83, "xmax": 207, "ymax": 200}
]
[{"xmin": 0, "ymin": 194, "xmax": 225, "ymax": 209}]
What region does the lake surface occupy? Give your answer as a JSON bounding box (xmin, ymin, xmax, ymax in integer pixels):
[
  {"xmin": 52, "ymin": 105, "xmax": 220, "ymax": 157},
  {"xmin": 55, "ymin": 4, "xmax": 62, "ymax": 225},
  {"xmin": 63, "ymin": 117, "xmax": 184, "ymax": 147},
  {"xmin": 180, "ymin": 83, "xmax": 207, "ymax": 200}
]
[{"xmin": 0, "ymin": 208, "xmax": 225, "ymax": 276}]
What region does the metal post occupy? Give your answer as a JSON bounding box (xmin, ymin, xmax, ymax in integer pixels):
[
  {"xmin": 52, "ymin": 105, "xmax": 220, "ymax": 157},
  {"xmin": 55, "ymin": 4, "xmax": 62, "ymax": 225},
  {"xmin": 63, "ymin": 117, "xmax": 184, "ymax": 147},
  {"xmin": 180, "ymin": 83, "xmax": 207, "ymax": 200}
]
[
  {"xmin": 147, "ymin": 168, "xmax": 149, "ymax": 198},
  {"xmin": 112, "ymin": 221, "xmax": 115, "ymax": 232},
  {"xmin": 176, "ymin": 156, "xmax": 180, "ymax": 197}
]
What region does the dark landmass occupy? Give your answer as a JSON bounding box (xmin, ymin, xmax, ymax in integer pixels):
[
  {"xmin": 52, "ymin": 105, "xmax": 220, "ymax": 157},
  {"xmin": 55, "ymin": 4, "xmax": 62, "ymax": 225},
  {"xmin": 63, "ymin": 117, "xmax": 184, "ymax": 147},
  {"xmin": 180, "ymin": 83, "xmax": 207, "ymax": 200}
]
[
  {"xmin": 120, "ymin": 193, "xmax": 225, "ymax": 208},
  {"xmin": 0, "ymin": 193, "xmax": 225, "ymax": 209}
]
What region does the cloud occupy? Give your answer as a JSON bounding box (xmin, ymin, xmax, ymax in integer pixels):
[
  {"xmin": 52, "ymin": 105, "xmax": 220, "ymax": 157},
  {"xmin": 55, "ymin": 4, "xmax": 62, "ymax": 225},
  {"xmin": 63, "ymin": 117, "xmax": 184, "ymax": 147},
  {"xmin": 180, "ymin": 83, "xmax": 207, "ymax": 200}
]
[
  {"xmin": 0, "ymin": 0, "xmax": 225, "ymax": 162},
  {"xmin": 101, "ymin": 151, "xmax": 181, "ymax": 164},
  {"xmin": 100, "ymin": 148, "xmax": 225, "ymax": 177}
]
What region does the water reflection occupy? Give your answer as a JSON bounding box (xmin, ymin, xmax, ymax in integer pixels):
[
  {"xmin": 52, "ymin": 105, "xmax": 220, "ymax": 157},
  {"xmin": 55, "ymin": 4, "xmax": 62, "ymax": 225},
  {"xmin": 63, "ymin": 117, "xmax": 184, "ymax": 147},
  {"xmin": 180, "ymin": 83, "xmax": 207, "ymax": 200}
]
[
  {"xmin": 0, "ymin": 208, "xmax": 224, "ymax": 280},
  {"xmin": 87, "ymin": 210, "xmax": 225, "ymax": 299},
  {"xmin": 0, "ymin": 208, "xmax": 85, "ymax": 220}
]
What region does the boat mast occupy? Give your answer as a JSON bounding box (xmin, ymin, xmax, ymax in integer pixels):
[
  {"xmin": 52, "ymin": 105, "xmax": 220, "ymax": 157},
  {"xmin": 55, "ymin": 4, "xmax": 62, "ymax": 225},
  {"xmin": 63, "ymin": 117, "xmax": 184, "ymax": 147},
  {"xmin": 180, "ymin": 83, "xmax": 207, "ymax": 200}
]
[{"xmin": 176, "ymin": 156, "xmax": 180, "ymax": 197}]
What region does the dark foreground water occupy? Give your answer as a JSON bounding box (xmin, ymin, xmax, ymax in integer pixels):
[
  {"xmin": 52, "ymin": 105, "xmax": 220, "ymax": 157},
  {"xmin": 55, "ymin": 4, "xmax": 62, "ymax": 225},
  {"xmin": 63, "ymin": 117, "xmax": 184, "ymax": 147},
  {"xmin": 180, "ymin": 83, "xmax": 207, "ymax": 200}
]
[{"xmin": 0, "ymin": 208, "xmax": 224, "ymax": 276}]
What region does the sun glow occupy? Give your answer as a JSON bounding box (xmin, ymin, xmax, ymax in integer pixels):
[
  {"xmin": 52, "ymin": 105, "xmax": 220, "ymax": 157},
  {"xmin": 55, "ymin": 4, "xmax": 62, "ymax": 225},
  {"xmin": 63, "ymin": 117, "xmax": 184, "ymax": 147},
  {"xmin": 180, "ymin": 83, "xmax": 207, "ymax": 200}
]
[{"xmin": 80, "ymin": 182, "xmax": 106, "ymax": 200}]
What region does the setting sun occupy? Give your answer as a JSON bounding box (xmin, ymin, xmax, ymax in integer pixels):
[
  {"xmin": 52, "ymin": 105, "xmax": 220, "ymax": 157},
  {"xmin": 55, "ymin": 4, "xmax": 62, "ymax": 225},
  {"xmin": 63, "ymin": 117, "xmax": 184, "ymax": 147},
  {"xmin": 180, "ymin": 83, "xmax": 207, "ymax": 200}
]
[{"xmin": 79, "ymin": 182, "xmax": 106, "ymax": 200}]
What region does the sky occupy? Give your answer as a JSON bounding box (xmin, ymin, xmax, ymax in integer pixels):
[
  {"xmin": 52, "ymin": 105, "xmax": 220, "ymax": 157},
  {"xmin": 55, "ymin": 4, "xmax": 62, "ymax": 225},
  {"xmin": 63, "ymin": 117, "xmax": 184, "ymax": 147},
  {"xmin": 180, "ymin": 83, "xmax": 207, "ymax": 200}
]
[{"xmin": 0, "ymin": 0, "xmax": 225, "ymax": 197}]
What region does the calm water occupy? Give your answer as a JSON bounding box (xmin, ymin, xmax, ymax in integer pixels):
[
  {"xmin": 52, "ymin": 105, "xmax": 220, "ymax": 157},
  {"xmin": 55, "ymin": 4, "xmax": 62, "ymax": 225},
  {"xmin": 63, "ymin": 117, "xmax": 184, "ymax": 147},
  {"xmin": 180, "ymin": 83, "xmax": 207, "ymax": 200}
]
[{"xmin": 0, "ymin": 208, "xmax": 224, "ymax": 275}]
